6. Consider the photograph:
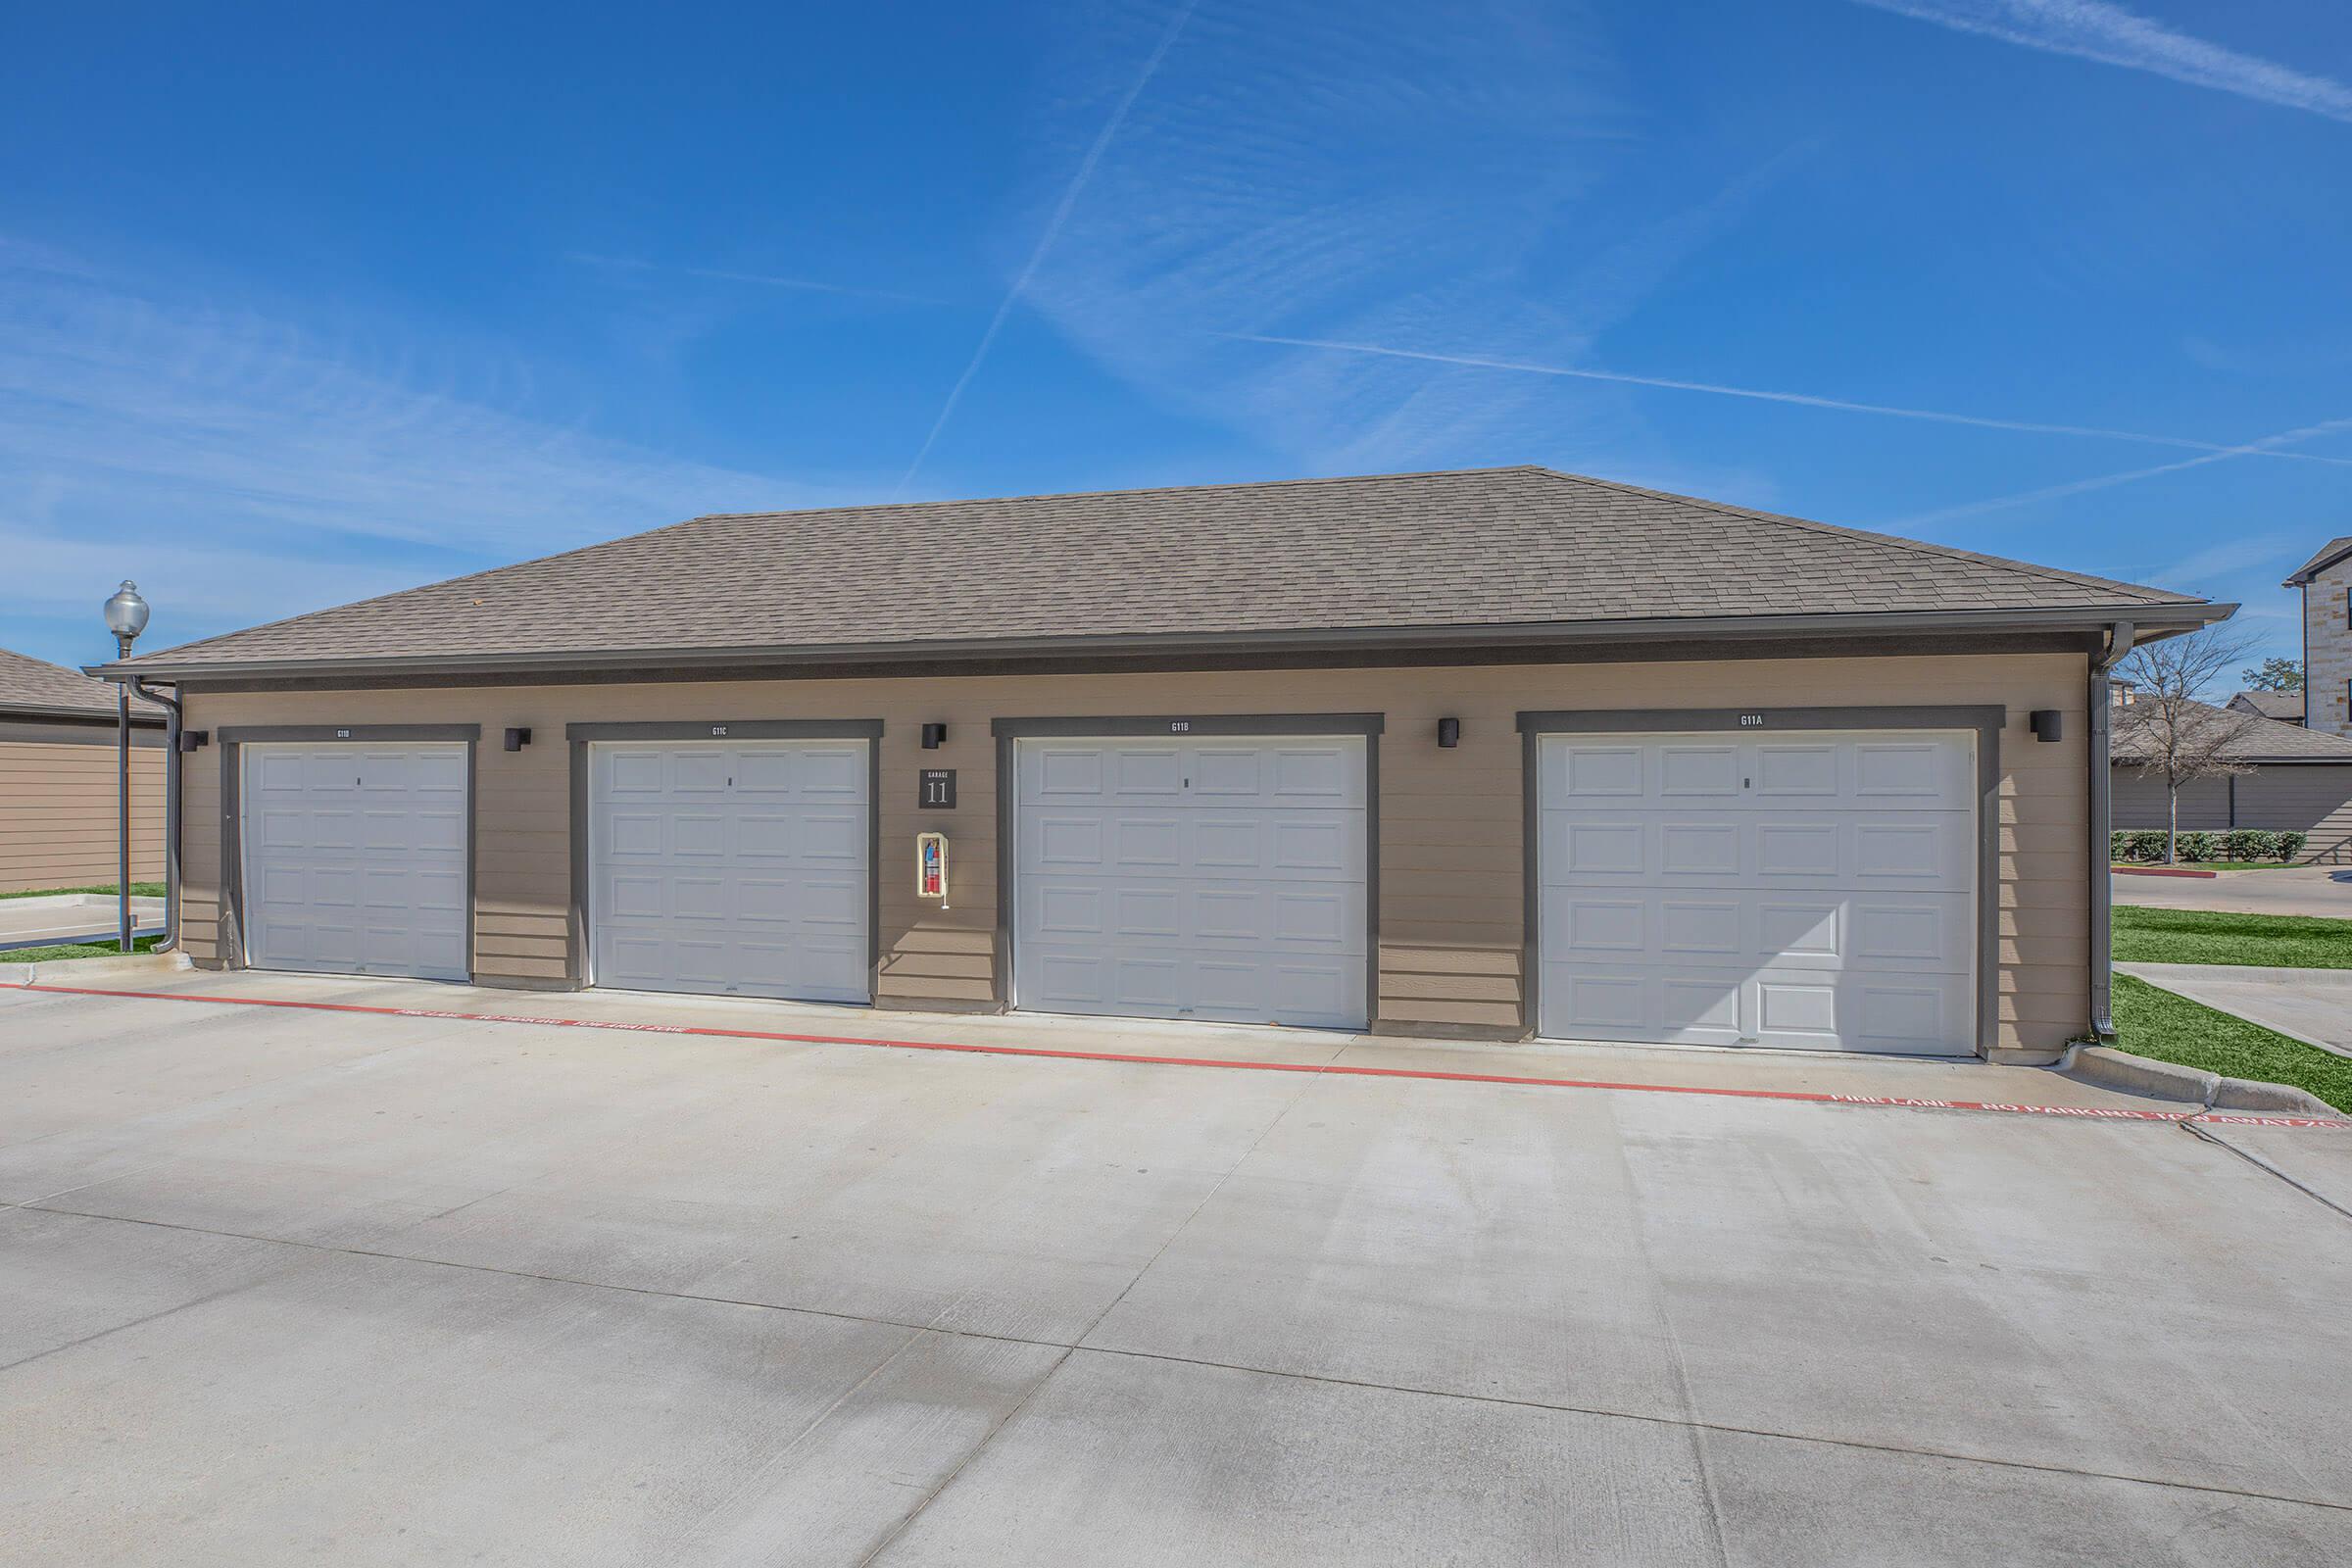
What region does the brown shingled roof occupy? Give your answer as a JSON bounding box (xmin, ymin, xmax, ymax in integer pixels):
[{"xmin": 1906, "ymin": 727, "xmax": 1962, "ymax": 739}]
[
  {"xmin": 117, "ymin": 466, "xmax": 2215, "ymax": 675},
  {"xmin": 2286, "ymin": 535, "xmax": 2352, "ymax": 586},
  {"xmin": 0, "ymin": 646, "xmax": 164, "ymax": 723},
  {"xmin": 2115, "ymin": 697, "xmax": 2352, "ymax": 764},
  {"xmin": 2228, "ymin": 689, "xmax": 2305, "ymax": 723}
]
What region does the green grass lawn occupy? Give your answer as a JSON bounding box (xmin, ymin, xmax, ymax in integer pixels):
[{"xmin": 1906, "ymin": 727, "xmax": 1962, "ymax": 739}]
[
  {"xmin": 0, "ymin": 934, "xmax": 163, "ymax": 964},
  {"xmin": 2112, "ymin": 860, "xmax": 2301, "ymax": 873},
  {"xmin": 2111, "ymin": 906, "xmax": 2352, "ymax": 969},
  {"xmin": 2111, "ymin": 974, "xmax": 2352, "ymax": 1112},
  {"xmin": 0, "ymin": 882, "xmax": 167, "ymax": 901}
]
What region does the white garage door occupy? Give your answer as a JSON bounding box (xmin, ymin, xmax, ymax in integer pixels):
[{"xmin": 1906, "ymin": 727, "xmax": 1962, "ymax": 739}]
[
  {"xmin": 240, "ymin": 743, "xmax": 469, "ymax": 981},
  {"xmin": 587, "ymin": 741, "xmax": 870, "ymax": 1003},
  {"xmin": 1013, "ymin": 736, "xmax": 1368, "ymax": 1029},
  {"xmin": 1537, "ymin": 730, "xmax": 1977, "ymax": 1054}
]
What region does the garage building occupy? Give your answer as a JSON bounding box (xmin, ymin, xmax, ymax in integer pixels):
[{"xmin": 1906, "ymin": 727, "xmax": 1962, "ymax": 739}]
[
  {"xmin": 2110, "ymin": 695, "xmax": 2352, "ymax": 863},
  {"xmin": 104, "ymin": 467, "xmax": 2229, "ymax": 1060},
  {"xmin": 0, "ymin": 646, "xmax": 166, "ymax": 894}
]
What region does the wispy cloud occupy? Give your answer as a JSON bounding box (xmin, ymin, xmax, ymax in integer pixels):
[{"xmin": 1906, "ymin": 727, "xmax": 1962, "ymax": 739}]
[
  {"xmin": 1214, "ymin": 331, "xmax": 2352, "ymax": 465},
  {"xmin": 2145, "ymin": 533, "xmax": 2301, "ymax": 585},
  {"xmin": 1853, "ymin": 1, "xmax": 2352, "ymax": 123},
  {"xmin": 0, "ymin": 248, "xmax": 875, "ymax": 661},
  {"xmin": 1889, "ymin": 412, "xmax": 2352, "ymax": 527},
  {"xmin": 1004, "ymin": 0, "xmax": 1728, "ymax": 475},
  {"xmin": 892, "ymin": 0, "xmax": 1200, "ymax": 496},
  {"xmin": 0, "ymin": 525, "xmax": 423, "ymax": 657},
  {"xmin": 567, "ymin": 252, "xmax": 948, "ymax": 306}
]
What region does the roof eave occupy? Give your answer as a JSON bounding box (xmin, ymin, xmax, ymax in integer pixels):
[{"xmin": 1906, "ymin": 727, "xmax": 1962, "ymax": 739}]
[
  {"xmin": 0, "ymin": 700, "xmax": 167, "ymax": 726},
  {"xmin": 2285, "ymin": 542, "xmax": 2352, "ymax": 585},
  {"xmin": 2115, "ymin": 754, "xmax": 2352, "ymax": 765},
  {"xmin": 101, "ymin": 600, "xmax": 2231, "ymax": 685}
]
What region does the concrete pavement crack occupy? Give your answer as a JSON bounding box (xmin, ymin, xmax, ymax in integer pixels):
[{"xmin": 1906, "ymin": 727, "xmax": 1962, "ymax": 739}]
[
  {"xmin": 14, "ymin": 1200, "xmax": 2350, "ymax": 1520},
  {"xmin": 2180, "ymin": 1118, "xmax": 2352, "ymax": 1223},
  {"xmin": 846, "ymin": 1026, "xmax": 1347, "ymax": 1564}
]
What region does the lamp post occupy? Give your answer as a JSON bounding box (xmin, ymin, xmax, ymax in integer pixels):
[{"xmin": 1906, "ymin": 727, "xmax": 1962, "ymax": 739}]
[{"xmin": 103, "ymin": 581, "xmax": 150, "ymax": 953}]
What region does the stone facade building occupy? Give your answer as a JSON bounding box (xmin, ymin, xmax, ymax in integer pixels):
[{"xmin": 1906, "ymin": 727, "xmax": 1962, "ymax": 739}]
[{"xmin": 2288, "ymin": 536, "xmax": 2352, "ymax": 739}]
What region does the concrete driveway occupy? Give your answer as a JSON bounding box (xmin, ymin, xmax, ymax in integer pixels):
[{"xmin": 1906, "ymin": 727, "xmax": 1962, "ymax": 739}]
[
  {"xmin": 2113, "ymin": 864, "xmax": 2352, "ymax": 918},
  {"xmin": 4, "ymin": 969, "xmax": 2350, "ymax": 1566},
  {"xmin": 0, "ymin": 893, "xmax": 166, "ymax": 949}
]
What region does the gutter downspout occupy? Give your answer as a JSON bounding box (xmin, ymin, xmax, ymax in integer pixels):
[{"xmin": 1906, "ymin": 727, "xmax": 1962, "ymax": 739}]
[
  {"xmin": 126, "ymin": 678, "xmax": 182, "ymax": 954},
  {"xmin": 2087, "ymin": 621, "xmax": 2135, "ymax": 1043}
]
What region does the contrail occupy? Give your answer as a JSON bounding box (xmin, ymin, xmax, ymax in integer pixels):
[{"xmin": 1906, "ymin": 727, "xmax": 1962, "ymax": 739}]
[
  {"xmin": 677, "ymin": 266, "xmax": 944, "ymax": 306},
  {"xmin": 565, "ymin": 252, "xmax": 942, "ymax": 305},
  {"xmin": 893, "ymin": 0, "xmax": 1200, "ymax": 498},
  {"xmin": 1216, "ymin": 330, "xmax": 2352, "ymax": 466},
  {"xmin": 1852, "ymin": 1, "xmax": 2352, "ymax": 125},
  {"xmin": 1887, "ymin": 412, "xmax": 2352, "ymax": 527}
]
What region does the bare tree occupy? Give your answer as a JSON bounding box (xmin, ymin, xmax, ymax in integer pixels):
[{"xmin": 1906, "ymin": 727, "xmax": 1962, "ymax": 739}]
[{"xmin": 2115, "ymin": 626, "xmax": 2260, "ymax": 863}]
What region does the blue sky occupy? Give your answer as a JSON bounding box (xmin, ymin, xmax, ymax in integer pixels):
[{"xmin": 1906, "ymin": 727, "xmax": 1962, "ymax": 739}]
[{"xmin": 4, "ymin": 0, "xmax": 2347, "ymax": 673}]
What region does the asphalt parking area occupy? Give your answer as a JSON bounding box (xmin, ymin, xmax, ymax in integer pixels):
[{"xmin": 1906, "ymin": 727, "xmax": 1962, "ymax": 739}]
[{"xmin": 4, "ymin": 970, "xmax": 2350, "ymax": 1566}]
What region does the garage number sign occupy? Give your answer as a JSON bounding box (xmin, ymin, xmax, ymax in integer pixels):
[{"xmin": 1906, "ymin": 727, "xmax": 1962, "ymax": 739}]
[{"xmin": 918, "ymin": 768, "xmax": 956, "ymax": 808}]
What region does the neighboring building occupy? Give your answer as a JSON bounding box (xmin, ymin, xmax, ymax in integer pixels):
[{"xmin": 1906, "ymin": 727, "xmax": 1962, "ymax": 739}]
[
  {"xmin": 0, "ymin": 646, "xmax": 166, "ymax": 894},
  {"xmin": 103, "ymin": 466, "xmax": 2230, "ymax": 1061},
  {"xmin": 2287, "ymin": 535, "xmax": 2352, "ymax": 738},
  {"xmin": 2227, "ymin": 689, "xmax": 2303, "ymax": 725},
  {"xmin": 2110, "ymin": 693, "xmax": 2352, "ymax": 863}
]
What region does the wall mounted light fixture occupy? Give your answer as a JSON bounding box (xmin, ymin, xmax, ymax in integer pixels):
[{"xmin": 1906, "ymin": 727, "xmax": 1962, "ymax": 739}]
[
  {"xmin": 504, "ymin": 727, "xmax": 532, "ymax": 752},
  {"xmin": 921, "ymin": 723, "xmax": 948, "ymax": 749},
  {"xmin": 1437, "ymin": 717, "xmax": 1461, "ymax": 748},
  {"xmin": 2029, "ymin": 710, "xmax": 2063, "ymax": 743}
]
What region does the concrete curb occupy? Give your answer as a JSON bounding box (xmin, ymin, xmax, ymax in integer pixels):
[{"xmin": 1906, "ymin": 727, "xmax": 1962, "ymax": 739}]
[
  {"xmin": 0, "ymin": 951, "xmax": 194, "ymax": 989},
  {"xmin": 2058, "ymin": 1045, "xmax": 2342, "ymax": 1117}
]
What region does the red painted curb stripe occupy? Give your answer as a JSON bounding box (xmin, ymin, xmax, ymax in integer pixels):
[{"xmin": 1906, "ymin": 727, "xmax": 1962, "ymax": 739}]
[{"xmin": 16, "ymin": 982, "xmax": 2349, "ymax": 1131}]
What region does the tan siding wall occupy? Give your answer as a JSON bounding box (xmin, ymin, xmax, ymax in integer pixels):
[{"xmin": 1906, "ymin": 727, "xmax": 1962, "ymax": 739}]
[
  {"xmin": 180, "ymin": 652, "xmax": 2090, "ymax": 1053},
  {"xmin": 0, "ymin": 739, "xmax": 165, "ymax": 894},
  {"xmin": 2111, "ymin": 765, "xmax": 2352, "ymax": 863},
  {"xmin": 183, "ymin": 737, "xmax": 223, "ymax": 966}
]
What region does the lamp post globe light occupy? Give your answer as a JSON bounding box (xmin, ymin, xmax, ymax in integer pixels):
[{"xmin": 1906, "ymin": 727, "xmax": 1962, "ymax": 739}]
[
  {"xmin": 103, "ymin": 580, "xmax": 150, "ymax": 953},
  {"xmin": 105, "ymin": 579, "xmax": 151, "ymax": 650}
]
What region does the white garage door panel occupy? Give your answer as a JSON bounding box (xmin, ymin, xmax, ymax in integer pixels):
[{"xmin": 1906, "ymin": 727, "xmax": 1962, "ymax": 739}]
[
  {"xmin": 1541, "ymin": 888, "xmax": 1971, "ymax": 972},
  {"xmin": 241, "ymin": 743, "xmax": 469, "ymax": 981},
  {"xmin": 1014, "ymin": 737, "xmax": 1368, "ymax": 1029},
  {"xmin": 1020, "ymin": 874, "xmax": 1368, "ymax": 953},
  {"xmin": 1020, "ymin": 743, "xmax": 1365, "ymax": 807},
  {"xmin": 588, "ymin": 741, "xmax": 870, "ymax": 1004},
  {"xmin": 1539, "ymin": 730, "xmax": 1976, "ymax": 1054},
  {"xmin": 1541, "ymin": 734, "xmax": 1973, "ymax": 808},
  {"xmin": 1542, "ymin": 811, "xmax": 1973, "ymax": 889},
  {"xmin": 1547, "ymin": 963, "xmax": 1973, "ymax": 1052}
]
